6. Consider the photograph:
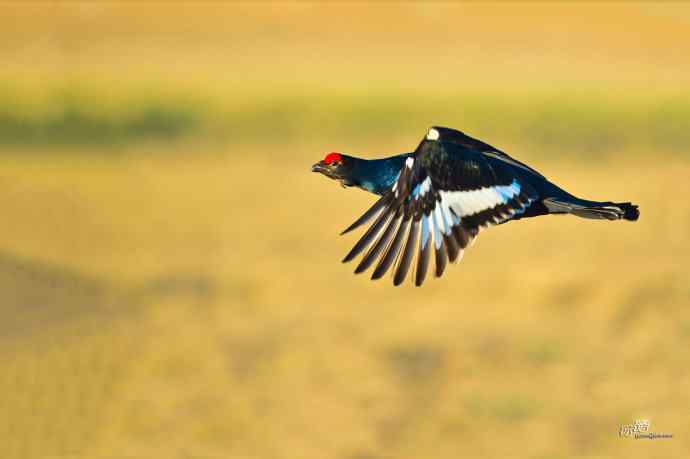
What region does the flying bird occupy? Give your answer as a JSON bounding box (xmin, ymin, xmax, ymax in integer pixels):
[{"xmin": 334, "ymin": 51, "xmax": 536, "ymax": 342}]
[{"xmin": 312, "ymin": 126, "xmax": 639, "ymax": 286}]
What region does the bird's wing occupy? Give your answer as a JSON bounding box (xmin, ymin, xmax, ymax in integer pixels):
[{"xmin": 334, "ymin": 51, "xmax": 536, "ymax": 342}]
[
  {"xmin": 435, "ymin": 127, "xmax": 546, "ymax": 179},
  {"xmin": 341, "ymin": 130, "xmax": 538, "ymax": 286}
]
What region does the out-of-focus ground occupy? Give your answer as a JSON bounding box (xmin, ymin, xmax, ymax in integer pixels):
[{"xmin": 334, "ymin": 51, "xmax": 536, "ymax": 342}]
[{"xmin": 0, "ymin": 2, "xmax": 688, "ymax": 458}]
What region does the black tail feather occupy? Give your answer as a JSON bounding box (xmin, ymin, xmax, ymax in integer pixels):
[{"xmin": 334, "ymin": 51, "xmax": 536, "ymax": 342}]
[
  {"xmin": 620, "ymin": 202, "xmax": 640, "ymax": 221},
  {"xmin": 572, "ymin": 202, "xmax": 639, "ymax": 221},
  {"xmin": 544, "ymin": 198, "xmax": 639, "ymax": 221}
]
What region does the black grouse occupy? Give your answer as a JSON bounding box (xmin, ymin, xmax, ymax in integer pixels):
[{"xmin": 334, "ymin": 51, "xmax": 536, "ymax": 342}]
[{"xmin": 312, "ymin": 126, "xmax": 639, "ymax": 286}]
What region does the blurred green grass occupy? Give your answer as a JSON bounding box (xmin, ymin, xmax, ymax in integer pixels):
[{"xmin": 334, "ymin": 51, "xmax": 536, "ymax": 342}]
[
  {"xmin": 1, "ymin": 82, "xmax": 689, "ymax": 158},
  {"xmin": 0, "ymin": 85, "xmax": 201, "ymax": 147}
]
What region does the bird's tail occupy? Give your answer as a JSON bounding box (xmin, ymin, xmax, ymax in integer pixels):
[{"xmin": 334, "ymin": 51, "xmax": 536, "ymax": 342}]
[{"xmin": 544, "ymin": 198, "xmax": 639, "ymax": 221}]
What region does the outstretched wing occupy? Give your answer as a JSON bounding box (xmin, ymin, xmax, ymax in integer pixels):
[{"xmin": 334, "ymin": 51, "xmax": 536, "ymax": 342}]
[{"xmin": 340, "ymin": 127, "xmax": 538, "ymax": 286}]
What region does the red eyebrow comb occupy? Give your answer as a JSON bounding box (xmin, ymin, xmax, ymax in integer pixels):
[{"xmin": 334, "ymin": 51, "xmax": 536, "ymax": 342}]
[{"xmin": 324, "ymin": 152, "xmax": 342, "ymax": 164}]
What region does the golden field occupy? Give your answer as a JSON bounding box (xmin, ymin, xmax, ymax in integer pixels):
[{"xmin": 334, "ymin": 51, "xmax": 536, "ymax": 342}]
[{"xmin": 0, "ymin": 3, "xmax": 689, "ymax": 458}]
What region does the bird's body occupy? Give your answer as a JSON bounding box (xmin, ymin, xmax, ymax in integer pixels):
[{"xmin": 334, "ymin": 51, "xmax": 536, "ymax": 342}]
[{"xmin": 312, "ymin": 127, "xmax": 638, "ymax": 286}]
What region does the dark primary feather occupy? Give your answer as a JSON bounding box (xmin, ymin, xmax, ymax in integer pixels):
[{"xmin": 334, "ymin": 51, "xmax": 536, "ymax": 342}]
[
  {"xmin": 355, "ymin": 208, "xmax": 401, "ymax": 273},
  {"xmin": 340, "ymin": 193, "xmax": 391, "ymax": 235},
  {"xmin": 371, "ymin": 216, "xmax": 409, "ymax": 280},
  {"xmin": 443, "ymin": 231, "xmax": 460, "ymax": 262},
  {"xmin": 394, "ymin": 218, "xmax": 419, "ymax": 286},
  {"xmin": 342, "ymin": 197, "xmax": 394, "ymax": 262},
  {"xmin": 415, "ymin": 217, "xmax": 431, "ymax": 286}
]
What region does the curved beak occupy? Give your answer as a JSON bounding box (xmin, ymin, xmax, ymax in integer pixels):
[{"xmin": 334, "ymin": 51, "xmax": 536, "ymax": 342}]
[{"xmin": 311, "ymin": 160, "xmax": 327, "ymax": 174}]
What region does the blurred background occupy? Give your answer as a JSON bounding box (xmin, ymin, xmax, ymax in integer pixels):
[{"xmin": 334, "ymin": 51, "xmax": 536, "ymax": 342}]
[{"xmin": 0, "ymin": 2, "xmax": 688, "ymax": 458}]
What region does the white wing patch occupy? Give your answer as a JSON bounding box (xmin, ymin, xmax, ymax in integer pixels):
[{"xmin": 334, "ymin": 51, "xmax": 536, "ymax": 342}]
[
  {"xmin": 439, "ymin": 180, "xmax": 521, "ymax": 217},
  {"xmin": 386, "ymin": 172, "xmax": 529, "ymax": 277},
  {"xmin": 418, "ymin": 176, "xmax": 432, "ymax": 197}
]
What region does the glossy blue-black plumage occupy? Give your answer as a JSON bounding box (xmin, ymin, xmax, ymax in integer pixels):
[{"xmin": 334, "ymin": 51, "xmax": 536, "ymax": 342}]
[
  {"xmin": 318, "ymin": 126, "xmax": 639, "ymax": 286},
  {"xmin": 342, "ymin": 153, "xmax": 413, "ymax": 195}
]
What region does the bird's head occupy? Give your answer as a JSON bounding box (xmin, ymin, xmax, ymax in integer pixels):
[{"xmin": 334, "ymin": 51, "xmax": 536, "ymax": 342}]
[{"xmin": 311, "ymin": 152, "xmax": 356, "ymax": 187}]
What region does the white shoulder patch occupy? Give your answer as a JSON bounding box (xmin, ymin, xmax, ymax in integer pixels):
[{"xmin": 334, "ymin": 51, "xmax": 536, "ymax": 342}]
[
  {"xmin": 426, "ymin": 128, "xmax": 440, "ymax": 141},
  {"xmin": 405, "ymin": 157, "xmax": 415, "ymax": 169}
]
